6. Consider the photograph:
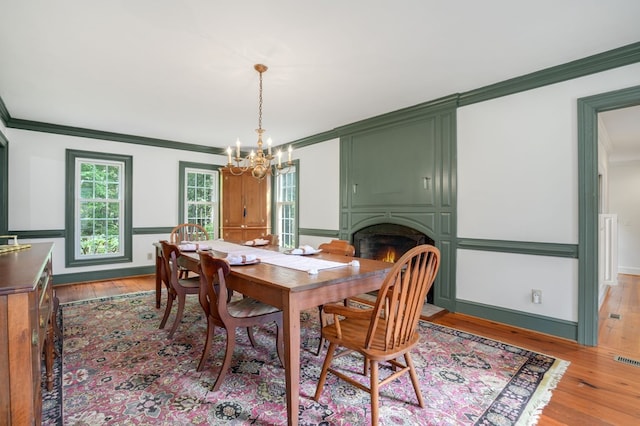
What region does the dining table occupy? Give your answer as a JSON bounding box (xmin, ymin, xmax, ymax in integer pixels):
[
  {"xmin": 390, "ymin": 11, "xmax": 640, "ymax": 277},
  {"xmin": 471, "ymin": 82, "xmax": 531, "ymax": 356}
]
[{"xmin": 153, "ymin": 239, "xmax": 392, "ymax": 426}]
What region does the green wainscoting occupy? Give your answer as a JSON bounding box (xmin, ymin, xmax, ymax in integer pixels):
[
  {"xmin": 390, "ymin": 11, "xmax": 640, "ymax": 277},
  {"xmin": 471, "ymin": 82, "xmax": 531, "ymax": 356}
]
[{"xmin": 339, "ymin": 98, "xmax": 457, "ymax": 312}]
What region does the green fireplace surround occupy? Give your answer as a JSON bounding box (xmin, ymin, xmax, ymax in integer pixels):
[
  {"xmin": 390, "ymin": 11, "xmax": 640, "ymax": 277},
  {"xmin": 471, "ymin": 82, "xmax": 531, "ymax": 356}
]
[{"xmin": 1, "ymin": 42, "xmax": 640, "ymax": 345}]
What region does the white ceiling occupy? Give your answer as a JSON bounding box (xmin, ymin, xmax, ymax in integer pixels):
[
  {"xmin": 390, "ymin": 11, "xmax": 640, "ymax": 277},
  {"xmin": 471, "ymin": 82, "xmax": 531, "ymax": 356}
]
[{"xmin": 1, "ymin": 1, "xmax": 639, "ymax": 156}]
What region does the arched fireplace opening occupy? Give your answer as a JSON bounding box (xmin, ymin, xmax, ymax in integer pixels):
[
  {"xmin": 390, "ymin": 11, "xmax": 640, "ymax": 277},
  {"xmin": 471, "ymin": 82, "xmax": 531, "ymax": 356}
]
[{"xmin": 352, "ymin": 223, "xmax": 435, "ymax": 303}]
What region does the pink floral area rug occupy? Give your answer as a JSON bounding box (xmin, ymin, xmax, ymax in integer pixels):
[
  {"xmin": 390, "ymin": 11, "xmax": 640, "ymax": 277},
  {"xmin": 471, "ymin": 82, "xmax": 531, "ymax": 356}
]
[{"xmin": 42, "ymin": 291, "xmax": 569, "ymax": 425}]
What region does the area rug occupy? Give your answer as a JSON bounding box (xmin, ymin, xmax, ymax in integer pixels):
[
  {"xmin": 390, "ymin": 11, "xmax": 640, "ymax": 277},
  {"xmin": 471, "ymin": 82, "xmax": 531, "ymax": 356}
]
[{"xmin": 42, "ymin": 291, "xmax": 569, "ymax": 425}]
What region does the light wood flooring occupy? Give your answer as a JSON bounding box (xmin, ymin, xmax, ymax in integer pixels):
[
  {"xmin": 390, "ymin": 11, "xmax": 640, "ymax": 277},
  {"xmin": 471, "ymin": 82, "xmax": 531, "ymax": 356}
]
[{"xmin": 54, "ymin": 274, "xmax": 640, "ymax": 425}]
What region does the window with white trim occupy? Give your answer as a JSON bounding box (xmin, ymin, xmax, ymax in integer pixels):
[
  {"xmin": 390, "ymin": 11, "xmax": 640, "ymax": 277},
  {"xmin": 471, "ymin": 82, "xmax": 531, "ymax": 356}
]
[{"xmin": 274, "ymin": 164, "xmax": 297, "ymax": 248}]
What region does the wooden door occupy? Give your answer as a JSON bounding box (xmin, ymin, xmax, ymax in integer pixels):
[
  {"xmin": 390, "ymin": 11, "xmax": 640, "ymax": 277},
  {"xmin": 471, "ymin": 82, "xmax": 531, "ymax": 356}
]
[
  {"xmin": 222, "ymin": 171, "xmax": 245, "ymax": 228},
  {"xmin": 243, "ymin": 174, "xmax": 268, "ymax": 228}
]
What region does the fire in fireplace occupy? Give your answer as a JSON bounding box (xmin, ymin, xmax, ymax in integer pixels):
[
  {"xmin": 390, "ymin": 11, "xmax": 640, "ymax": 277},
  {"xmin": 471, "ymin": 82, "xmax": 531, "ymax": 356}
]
[{"xmin": 352, "ymin": 223, "xmax": 436, "ymax": 302}]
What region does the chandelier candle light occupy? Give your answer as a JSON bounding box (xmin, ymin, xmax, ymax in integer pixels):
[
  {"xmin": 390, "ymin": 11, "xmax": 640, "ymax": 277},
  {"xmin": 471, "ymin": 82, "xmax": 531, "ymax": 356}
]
[{"xmin": 226, "ymin": 64, "xmax": 293, "ymax": 180}]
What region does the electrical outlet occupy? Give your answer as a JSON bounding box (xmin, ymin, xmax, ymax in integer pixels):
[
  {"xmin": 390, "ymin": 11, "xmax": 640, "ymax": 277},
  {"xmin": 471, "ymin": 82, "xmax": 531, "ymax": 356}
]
[
  {"xmin": 532, "ymin": 289, "xmax": 542, "ymax": 304},
  {"xmin": 147, "ymin": 252, "xmax": 153, "ymax": 260}
]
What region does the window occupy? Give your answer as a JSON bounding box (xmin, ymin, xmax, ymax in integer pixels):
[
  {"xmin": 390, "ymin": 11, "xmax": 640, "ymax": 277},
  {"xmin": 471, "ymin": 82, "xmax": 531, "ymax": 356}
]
[
  {"xmin": 273, "ymin": 163, "xmax": 298, "ymax": 248},
  {"xmin": 179, "ymin": 162, "xmax": 219, "ymax": 238},
  {"xmin": 66, "ymin": 150, "xmax": 132, "ymax": 267}
]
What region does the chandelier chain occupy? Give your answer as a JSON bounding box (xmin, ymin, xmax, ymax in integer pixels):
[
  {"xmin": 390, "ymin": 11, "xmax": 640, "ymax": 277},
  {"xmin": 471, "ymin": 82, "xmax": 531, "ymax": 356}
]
[{"xmin": 258, "ymin": 69, "xmax": 263, "ymax": 132}]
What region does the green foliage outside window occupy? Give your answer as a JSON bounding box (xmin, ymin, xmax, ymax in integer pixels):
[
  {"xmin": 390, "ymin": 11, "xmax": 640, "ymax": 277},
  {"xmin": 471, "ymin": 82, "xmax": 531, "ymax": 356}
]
[
  {"xmin": 186, "ymin": 170, "xmax": 215, "ymax": 235},
  {"xmin": 79, "ymin": 162, "xmax": 122, "ymax": 255}
]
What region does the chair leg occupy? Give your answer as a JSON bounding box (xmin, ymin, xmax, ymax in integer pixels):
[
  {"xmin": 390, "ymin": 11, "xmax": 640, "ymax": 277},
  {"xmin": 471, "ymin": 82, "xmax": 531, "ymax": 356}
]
[
  {"xmin": 159, "ymin": 292, "xmax": 175, "ymax": 329},
  {"xmin": 405, "ymin": 352, "xmax": 425, "ymax": 407},
  {"xmin": 167, "ymin": 293, "xmax": 185, "ymax": 338},
  {"xmin": 275, "ymin": 320, "xmax": 284, "ymax": 368},
  {"xmin": 313, "ymin": 341, "xmax": 337, "ymax": 401},
  {"xmin": 197, "ymin": 320, "xmax": 215, "ymax": 372},
  {"xmin": 315, "ymin": 305, "xmax": 325, "ymax": 356},
  {"xmin": 370, "ymin": 360, "xmax": 380, "ymax": 426},
  {"xmin": 212, "ymin": 328, "xmax": 237, "ymax": 391},
  {"xmin": 179, "ymin": 268, "xmax": 189, "ymax": 279},
  {"xmin": 247, "ymin": 326, "xmax": 257, "ymax": 347}
]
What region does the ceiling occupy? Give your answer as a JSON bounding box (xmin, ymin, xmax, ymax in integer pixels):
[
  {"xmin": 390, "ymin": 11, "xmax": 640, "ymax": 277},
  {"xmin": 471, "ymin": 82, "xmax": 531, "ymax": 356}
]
[{"xmin": 1, "ymin": 1, "xmax": 639, "ymax": 157}]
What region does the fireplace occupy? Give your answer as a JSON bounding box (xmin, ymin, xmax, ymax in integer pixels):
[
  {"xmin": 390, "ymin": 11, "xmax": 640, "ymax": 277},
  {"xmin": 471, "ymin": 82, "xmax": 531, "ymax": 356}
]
[{"xmin": 352, "ymin": 223, "xmax": 435, "ymax": 302}]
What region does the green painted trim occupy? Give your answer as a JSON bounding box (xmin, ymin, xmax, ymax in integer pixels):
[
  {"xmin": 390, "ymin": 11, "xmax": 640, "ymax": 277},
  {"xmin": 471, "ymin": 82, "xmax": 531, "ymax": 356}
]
[
  {"xmin": 65, "ymin": 149, "xmax": 133, "ymax": 268},
  {"xmin": 9, "ymin": 229, "xmax": 66, "ymax": 239},
  {"xmin": 335, "ymin": 94, "xmax": 460, "ymax": 136},
  {"xmin": 133, "ymin": 227, "xmax": 173, "ymax": 235},
  {"xmin": 288, "ymin": 130, "xmax": 339, "ymax": 149},
  {"xmin": 298, "ymin": 228, "xmax": 339, "ymax": 238},
  {"xmin": 0, "ymin": 96, "xmax": 10, "ymax": 126},
  {"xmin": 459, "ymin": 42, "xmax": 640, "ymax": 106},
  {"xmin": 53, "ymin": 266, "xmax": 155, "ymax": 285},
  {"xmin": 457, "ymin": 238, "xmax": 578, "ymax": 258},
  {"xmin": 0, "ymin": 128, "xmax": 7, "ymax": 147},
  {"xmin": 0, "ymin": 137, "xmax": 7, "ymax": 235},
  {"xmin": 456, "ymin": 300, "xmax": 577, "ymax": 341},
  {"xmin": 7, "ymin": 118, "xmax": 225, "ymax": 155},
  {"xmin": 8, "ymin": 228, "xmax": 173, "ymax": 238},
  {"xmin": 577, "ymin": 84, "xmax": 640, "ymax": 346},
  {"xmin": 178, "ymin": 161, "xmax": 222, "ymax": 225}
]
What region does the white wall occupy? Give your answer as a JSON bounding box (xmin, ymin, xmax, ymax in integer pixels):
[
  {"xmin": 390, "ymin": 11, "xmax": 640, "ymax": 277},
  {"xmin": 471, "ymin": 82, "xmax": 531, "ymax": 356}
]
[
  {"xmin": 609, "ymin": 160, "xmax": 640, "ymax": 275},
  {"xmin": 6, "ymin": 62, "xmax": 640, "ymax": 324},
  {"xmin": 457, "ymin": 62, "xmax": 640, "ymax": 322},
  {"xmin": 7, "ymin": 127, "xmax": 226, "ymax": 275},
  {"xmin": 294, "ymin": 138, "xmax": 340, "ymax": 247}
]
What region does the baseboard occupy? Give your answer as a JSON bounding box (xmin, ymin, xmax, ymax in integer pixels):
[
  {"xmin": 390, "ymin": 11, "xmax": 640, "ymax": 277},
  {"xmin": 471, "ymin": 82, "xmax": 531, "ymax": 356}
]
[
  {"xmin": 618, "ymin": 266, "xmax": 640, "ymax": 276},
  {"xmin": 53, "ymin": 266, "xmax": 155, "ymax": 285},
  {"xmin": 455, "ymin": 299, "xmax": 577, "ymax": 341}
]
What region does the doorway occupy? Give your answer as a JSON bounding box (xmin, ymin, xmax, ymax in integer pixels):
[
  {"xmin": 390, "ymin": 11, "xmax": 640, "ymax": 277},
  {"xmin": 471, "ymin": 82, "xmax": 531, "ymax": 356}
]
[
  {"xmin": 597, "ymin": 105, "xmax": 640, "ymax": 356},
  {"xmin": 577, "ymin": 84, "xmax": 640, "ymax": 346}
]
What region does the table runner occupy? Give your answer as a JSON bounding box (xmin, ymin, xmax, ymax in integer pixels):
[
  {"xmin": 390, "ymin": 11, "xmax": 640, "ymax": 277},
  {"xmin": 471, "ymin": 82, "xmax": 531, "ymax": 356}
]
[{"xmin": 204, "ymin": 240, "xmax": 350, "ymax": 272}]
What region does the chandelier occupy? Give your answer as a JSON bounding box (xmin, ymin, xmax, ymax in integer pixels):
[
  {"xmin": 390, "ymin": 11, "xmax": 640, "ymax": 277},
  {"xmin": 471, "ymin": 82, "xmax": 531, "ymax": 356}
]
[{"xmin": 226, "ymin": 64, "xmax": 293, "ymax": 180}]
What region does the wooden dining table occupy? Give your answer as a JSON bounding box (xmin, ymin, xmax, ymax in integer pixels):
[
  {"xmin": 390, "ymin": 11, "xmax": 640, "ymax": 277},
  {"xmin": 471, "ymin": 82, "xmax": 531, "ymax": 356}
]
[{"xmin": 154, "ymin": 240, "xmax": 392, "ymax": 426}]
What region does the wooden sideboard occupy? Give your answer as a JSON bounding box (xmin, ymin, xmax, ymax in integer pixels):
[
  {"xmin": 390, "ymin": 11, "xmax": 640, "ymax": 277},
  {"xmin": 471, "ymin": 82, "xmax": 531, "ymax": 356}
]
[{"xmin": 0, "ymin": 242, "xmax": 55, "ymax": 425}]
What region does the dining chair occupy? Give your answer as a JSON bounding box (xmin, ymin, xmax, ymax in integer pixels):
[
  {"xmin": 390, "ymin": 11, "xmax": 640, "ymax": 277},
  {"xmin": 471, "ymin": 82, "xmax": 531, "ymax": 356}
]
[
  {"xmin": 314, "ymin": 239, "xmax": 355, "ymax": 356},
  {"xmin": 313, "ymin": 244, "xmax": 440, "ymax": 426},
  {"xmin": 158, "ymin": 240, "xmax": 201, "ymax": 338},
  {"xmin": 197, "ymin": 250, "xmax": 285, "ymax": 391},
  {"xmin": 169, "ymin": 223, "xmax": 209, "ymax": 244},
  {"xmin": 170, "ymin": 223, "xmax": 210, "ymax": 278},
  {"xmin": 318, "ymin": 239, "xmax": 355, "ymax": 257},
  {"xmin": 263, "ymin": 233, "xmax": 279, "ymax": 246}
]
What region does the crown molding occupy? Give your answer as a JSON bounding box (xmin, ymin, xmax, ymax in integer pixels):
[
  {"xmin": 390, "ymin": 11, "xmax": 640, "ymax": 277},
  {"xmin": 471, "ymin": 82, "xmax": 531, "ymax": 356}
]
[
  {"xmin": 459, "ymin": 42, "xmax": 640, "ymax": 106},
  {"xmin": 0, "ymin": 96, "xmax": 10, "ymax": 127},
  {"xmin": 6, "ymin": 117, "xmax": 226, "ymax": 155}
]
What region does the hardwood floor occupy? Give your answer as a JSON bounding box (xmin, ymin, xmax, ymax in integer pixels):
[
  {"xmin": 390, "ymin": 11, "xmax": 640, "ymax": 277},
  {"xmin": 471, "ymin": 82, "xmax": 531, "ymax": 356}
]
[
  {"xmin": 598, "ymin": 274, "xmax": 640, "ymax": 356},
  {"xmin": 54, "ymin": 274, "xmax": 640, "ymax": 425}
]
